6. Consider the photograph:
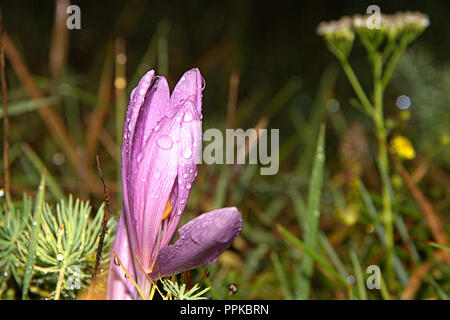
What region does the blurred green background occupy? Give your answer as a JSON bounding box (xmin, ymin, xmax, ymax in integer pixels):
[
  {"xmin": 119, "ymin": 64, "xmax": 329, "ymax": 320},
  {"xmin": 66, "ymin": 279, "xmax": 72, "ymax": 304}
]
[{"xmin": 1, "ymin": 0, "xmax": 449, "ymax": 299}]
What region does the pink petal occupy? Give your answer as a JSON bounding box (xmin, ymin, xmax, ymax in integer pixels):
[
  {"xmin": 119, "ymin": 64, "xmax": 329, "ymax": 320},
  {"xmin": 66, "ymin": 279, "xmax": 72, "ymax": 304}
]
[
  {"xmin": 149, "ymin": 207, "xmax": 242, "ymax": 280},
  {"xmin": 107, "ymin": 212, "xmax": 136, "ymax": 300}
]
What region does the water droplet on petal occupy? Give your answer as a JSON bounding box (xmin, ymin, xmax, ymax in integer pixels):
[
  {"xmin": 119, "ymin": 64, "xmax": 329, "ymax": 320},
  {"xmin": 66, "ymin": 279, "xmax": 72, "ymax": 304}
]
[
  {"xmin": 157, "ymin": 135, "xmax": 173, "ymax": 150},
  {"xmin": 186, "ymin": 183, "xmax": 192, "ymax": 190},
  {"xmin": 202, "ymin": 77, "xmax": 206, "ymax": 90},
  {"xmin": 183, "ymin": 148, "xmax": 192, "ymax": 159},
  {"xmin": 183, "ymin": 111, "xmax": 193, "ymax": 122},
  {"xmin": 113, "ymin": 257, "xmax": 120, "ymax": 266}
]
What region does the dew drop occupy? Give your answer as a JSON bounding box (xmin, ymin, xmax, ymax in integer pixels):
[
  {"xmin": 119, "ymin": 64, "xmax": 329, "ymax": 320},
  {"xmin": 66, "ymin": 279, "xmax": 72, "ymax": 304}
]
[
  {"xmin": 183, "ymin": 111, "xmax": 193, "ymax": 122},
  {"xmin": 56, "ymin": 254, "xmax": 63, "ymax": 261},
  {"xmin": 186, "ymin": 183, "xmax": 192, "ymax": 190},
  {"xmin": 156, "ymin": 135, "xmax": 173, "ymax": 150},
  {"xmin": 113, "ymin": 257, "xmax": 120, "ymax": 266},
  {"xmin": 201, "ymin": 77, "xmax": 206, "ymax": 90},
  {"xmin": 183, "ymin": 148, "xmax": 192, "ymax": 159}
]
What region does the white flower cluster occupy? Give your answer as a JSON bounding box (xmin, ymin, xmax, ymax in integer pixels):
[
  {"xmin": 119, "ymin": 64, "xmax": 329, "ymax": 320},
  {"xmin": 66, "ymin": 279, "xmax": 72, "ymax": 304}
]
[
  {"xmin": 317, "ymin": 11, "xmax": 429, "ymax": 36},
  {"xmin": 317, "ymin": 17, "xmax": 353, "ymax": 36}
]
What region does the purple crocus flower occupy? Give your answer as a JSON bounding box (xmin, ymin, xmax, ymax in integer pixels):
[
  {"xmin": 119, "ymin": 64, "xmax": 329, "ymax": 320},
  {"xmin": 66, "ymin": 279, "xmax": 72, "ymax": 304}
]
[{"xmin": 107, "ymin": 68, "xmax": 242, "ymax": 300}]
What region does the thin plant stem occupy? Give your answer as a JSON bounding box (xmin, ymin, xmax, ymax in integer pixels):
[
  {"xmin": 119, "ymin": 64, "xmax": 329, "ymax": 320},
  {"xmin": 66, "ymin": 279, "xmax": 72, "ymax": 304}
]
[
  {"xmin": 339, "ymin": 58, "xmax": 374, "ymax": 115},
  {"xmin": 373, "ymin": 53, "xmax": 395, "ymax": 285},
  {"xmin": 0, "ymin": 9, "xmax": 10, "ymax": 199},
  {"xmin": 381, "ymin": 40, "xmax": 407, "ymax": 90},
  {"xmin": 87, "ymin": 156, "xmax": 111, "ymax": 299},
  {"xmin": 115, "ymin": 38, "xmax": 126, "ymax": 207}
]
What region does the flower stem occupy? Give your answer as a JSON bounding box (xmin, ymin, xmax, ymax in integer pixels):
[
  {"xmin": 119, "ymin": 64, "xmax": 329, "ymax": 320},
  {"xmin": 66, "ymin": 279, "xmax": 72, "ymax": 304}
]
[
  {"xmin": 339, "ymin": 58, "xmax": 374, "ymax": 116},
  {"xmin": 373, "ymin": 53, "xmax": 394, "ymax": 285}
]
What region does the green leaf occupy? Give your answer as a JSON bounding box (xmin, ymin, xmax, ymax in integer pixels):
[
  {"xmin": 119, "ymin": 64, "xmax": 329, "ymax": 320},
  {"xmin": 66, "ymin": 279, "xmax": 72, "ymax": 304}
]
[
  {"xmin": 298, "ymin": 123, "xmax": 326, "ymax": 299},
  {"xmin": 270, "ymin": 252, "xmax": 293, "ymax": 299},
  {"xmin": 349, "ymin": 245, "xmax": 368, "ymax": 300},
  {"xmin": 22, "ymin": 171, "xmax": 46, "ymax": 299},
  {"xmin": 277, "ymin": 224, "xmax": 351, "ymax": 290}
]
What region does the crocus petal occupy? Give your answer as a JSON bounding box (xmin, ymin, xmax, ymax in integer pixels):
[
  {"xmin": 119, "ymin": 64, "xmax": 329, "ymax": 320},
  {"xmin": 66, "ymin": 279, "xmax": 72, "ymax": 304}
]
[
  {"xmin": 161, "ymin": 101, "xmax": 203, "ymax": 248},
  {"xmin": 149, "ymin": 207, "xmax": 242, "ymax": 280},
  {"xmin": 159, "ymin": 68, "xmax": 204, "ymax": 247},
  {"xmin": 170, "ymin": 68, "xmax": 203, "ymax": 114},
  {"xmin": 129, "ymin": 70, "xmax": 204, "ymax": 269},
  {"xmin": 107, "ymin": 212, "xmax": 136, "ymax": 300},
  {"xmin": 123, "ymin": 74, "xmax": 173, "ymax": 261},
  {"xmin": 122, "ymin": 70, "xmax": 156, "ymax": 254},
  {"xmin": 109, "ymin": 68, "xmax": 207, "ymax": 299}
]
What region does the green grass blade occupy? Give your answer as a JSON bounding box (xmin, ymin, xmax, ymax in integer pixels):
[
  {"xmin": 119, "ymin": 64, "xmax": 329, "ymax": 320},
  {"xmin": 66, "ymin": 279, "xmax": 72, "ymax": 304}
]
[
  {"xmin": 21, "ymin": 144, "xmax": 65, "ymax": 200},
  {"xmin": 298, "ymin": 123, "xmax": 326, "ymax": 299},
  {"xmin": 289, "ymin": 188, "xmax": 307, "ymax": 231},
  {"xmin": 379, "ymin": 272, "xmax": 391, "ymax": 300},
  {"xmin": 270, "ymin": 252, "xmax": 293, "ymax": 299},
  {"xmin": 319, "ymin": 232, "xmax": 348, "ymax": 278},
  {"xmin": 0, "ymin": 97, "xmax": 58, "ymax": 119},
  {"xmin": 22, "ymin": 171, "xmax": 47, "ymax": 299},
  {"xmin": 358, "ymin": 179, "xmax": 409, "ymax": 286},
  {"xmin": 349, "ymin": 245, "xmax": 368, "ymax": 300},
  {"xmin": 277, "ymin": 224, "xmax": 351, "ymax": 290}
]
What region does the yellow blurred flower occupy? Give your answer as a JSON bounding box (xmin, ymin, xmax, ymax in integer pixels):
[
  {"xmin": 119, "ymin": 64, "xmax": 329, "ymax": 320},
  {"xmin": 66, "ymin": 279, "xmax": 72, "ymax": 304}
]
[
  {"xmin": 440, "ymin": 133, "xmax": 450, "ymax": 146},
  {"xmin": 335, "ymin": 203, "xmax": 359, "ymax": 226},
  {"xmin": 391, "ymin": 135, "xmax": 415, "ymax": 159},
  {"xmin": 399, "ymin": 110, "xmax": 411, "ymax": 121}
]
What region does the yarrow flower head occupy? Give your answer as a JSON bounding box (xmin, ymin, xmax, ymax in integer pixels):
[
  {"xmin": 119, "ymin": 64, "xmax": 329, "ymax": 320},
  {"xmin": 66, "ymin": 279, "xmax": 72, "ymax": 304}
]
[
  {"xmin": 317, "ymin": 11, "xmax": 429, "ymax": 58},
  {"xmin": 107, "ymin": 68, "xmax": 242, "ymax": 300},
  {"xmin": 316, "ymin": 16, "xmax": 354, "ymax": 59}
]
